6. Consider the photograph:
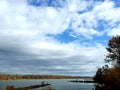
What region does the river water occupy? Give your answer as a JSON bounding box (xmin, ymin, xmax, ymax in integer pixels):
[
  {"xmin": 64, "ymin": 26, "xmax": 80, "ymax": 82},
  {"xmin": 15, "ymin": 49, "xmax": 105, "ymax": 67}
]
[{"xmin": 0, "ymin": 79, "xmax": 95, "ymax": 90}]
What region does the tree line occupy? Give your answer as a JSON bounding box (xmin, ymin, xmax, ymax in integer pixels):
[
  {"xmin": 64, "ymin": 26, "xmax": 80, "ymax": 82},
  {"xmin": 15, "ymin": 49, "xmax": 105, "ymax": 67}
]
[
  {"xmin": 0, "ymin": 74, "xmax": 73, "ymax": 80},
  {"xmin": 94, "ymin": 35, "xmax": 120, "ymax": 90},
  {"xmin": 0, "ymin": 74, "xmax": 91, "ymax": 80}
]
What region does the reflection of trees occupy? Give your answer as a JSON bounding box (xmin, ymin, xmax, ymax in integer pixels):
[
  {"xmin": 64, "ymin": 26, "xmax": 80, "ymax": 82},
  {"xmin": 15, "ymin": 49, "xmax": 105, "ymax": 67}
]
[
  {"xmin": 94, "ymin": 36, "xmax": 120, "ymax": 90},
  {"xmin": 42, "ymin": 86, "xmax": 55, "ymax": 90},
  {"xmin": 6, "ymin": 86, "xmax": 14, "ymax": 90}
]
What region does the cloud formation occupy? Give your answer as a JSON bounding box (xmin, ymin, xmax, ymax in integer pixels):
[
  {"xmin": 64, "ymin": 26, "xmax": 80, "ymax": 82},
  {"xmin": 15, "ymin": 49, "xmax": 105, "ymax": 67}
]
[{"xmin": 0, "ymin": 0, "xmax": 120, "ymax": 76}]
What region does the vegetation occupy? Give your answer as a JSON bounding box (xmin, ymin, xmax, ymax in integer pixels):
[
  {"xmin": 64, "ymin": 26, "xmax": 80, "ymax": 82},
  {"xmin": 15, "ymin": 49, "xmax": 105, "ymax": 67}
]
[
  {"xmin": 0, "ymin": 74, "xmax": 92, "ymax": 80},
  {"xmin": 0, "ymin": 74, "xmax": 73, "ymax": 80},
  {"xmin": 105, "ymin": 35, "xmax": 120, "ymax": 65},
  {"xmin": 94, "ymin": 35, "xmax": 120, "ymax": 90}
]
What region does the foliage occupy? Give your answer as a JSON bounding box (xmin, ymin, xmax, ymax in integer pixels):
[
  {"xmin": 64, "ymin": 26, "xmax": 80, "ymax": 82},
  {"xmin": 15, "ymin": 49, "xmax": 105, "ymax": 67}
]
[
  {"xmin": 0, "ymin": 74, "xmax": 72, "ymax": 80},
  {"xmin": 105, "ymin": 35, "xmax": 120, "ymax": 65},
  {"xmin": 94, "ymin": 66, "xmax": 120, "ymax": 90},
  {"xmin": 94, "ymin": 36, "xmax": 120, "ymax": 90}
]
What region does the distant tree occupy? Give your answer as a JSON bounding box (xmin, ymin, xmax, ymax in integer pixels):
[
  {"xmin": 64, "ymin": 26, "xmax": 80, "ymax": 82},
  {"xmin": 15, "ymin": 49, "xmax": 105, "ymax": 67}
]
[{"xmin": 105, "ymin": 35, "xmax": 120, "ymax": 66}]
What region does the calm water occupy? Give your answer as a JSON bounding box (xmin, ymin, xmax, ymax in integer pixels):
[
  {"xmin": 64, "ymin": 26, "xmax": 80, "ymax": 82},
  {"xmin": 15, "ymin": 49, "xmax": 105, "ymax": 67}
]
[{"xmin": 0, "ymin": 79, "xmax": 95, "ymax": 90}]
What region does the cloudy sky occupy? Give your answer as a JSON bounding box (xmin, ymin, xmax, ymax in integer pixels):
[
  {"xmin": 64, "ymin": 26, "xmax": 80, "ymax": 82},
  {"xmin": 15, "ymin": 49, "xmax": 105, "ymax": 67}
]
[{"xmin": 0, "ymin": 0, "xmax": 120, "ymax": 76}]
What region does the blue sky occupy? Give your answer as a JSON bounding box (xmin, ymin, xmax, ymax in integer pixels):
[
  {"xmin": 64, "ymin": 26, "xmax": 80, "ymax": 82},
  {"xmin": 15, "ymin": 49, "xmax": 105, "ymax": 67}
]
[{"xmin": 0, "ymin": 0, "xmax": 120, "ymax": 76}]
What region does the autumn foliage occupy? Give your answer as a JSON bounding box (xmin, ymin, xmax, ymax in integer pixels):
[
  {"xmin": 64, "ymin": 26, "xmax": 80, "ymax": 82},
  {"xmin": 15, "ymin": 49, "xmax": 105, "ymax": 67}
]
[{"xmin": 94, "ymin": 36, "xmax": 120, "ymax": 90}]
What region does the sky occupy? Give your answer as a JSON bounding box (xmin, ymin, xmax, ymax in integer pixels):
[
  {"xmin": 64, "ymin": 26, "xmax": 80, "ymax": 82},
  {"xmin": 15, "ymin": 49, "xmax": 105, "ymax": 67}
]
[{"xmin": 0, "ymin": 0, "xmax": 120, "ymax": 76}]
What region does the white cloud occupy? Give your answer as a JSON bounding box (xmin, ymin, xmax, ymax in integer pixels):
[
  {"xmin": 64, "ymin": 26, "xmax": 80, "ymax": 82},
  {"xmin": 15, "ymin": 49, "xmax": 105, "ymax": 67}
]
[
  {"xmin": 66, "ymin": 0, "xmax": 91, "ymax": 12},
  {"xmin": 68, "ymin": 0, "xmax": 120, "ymax": 38},
  {"xmin": 1, "ymin": 0, "xmax": 120, "ymax": 38},
  {"xmin": 0, "ymin": 0, "xmax": 120, "ymax": 75},
  {"xmin": 107, "ymin": 24, "xmax": 120, "ymax": 36},
  {"xmin": 95, "ymin": 1, "xmax": 120, "ymax": 23},
  {"xmin": 0, "ymin": 0, "xmax": 70, "ymax": 36}
]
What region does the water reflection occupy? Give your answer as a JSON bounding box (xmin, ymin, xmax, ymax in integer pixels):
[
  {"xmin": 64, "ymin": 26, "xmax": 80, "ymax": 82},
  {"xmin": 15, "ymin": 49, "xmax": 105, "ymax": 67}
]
[
  {"xmin": 0, "ymin": 79, "xmax": 94, "ymax": 90},
  {"xmin": 41, "ymin": 86, "xmax": 55, "ymax": 90}
]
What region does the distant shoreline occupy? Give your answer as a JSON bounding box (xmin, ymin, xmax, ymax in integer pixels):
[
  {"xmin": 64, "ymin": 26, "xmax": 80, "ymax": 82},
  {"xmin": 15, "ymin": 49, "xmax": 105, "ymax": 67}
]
[
  {"xmin": 69, "ymin": 80, "xmax": 94, "ymax": 83},
  {"xmin": 0, "ymin": 73, "xmax": 93, "ymax": 80}
]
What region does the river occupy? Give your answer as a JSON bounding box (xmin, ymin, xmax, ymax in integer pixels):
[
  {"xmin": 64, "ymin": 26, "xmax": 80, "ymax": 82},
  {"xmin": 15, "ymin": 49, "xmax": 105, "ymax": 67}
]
[{"xmin": 0, "ymin": 79, "xmax": 95, "ymax": 90}]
